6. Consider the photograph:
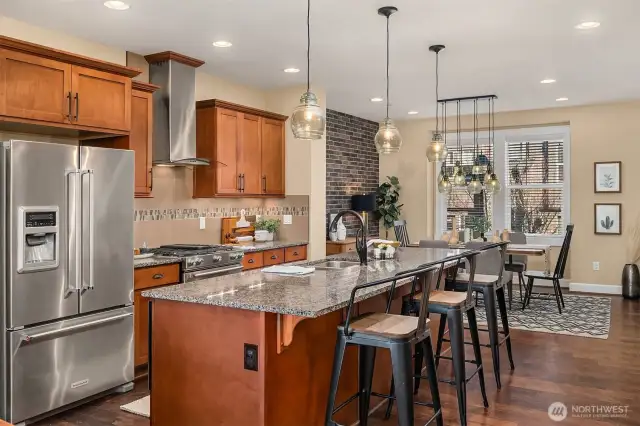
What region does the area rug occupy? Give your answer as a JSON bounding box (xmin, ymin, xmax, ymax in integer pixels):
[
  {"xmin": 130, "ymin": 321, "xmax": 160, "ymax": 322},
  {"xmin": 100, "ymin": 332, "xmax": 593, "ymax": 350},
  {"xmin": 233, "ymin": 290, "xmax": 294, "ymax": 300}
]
[
  {"xmin": 120, "ymin": 395, "xmax": 150, "ymax": 418},
  {"xmin": 470, "ymin": 291, "xmax": 611, "ymax": 339}
]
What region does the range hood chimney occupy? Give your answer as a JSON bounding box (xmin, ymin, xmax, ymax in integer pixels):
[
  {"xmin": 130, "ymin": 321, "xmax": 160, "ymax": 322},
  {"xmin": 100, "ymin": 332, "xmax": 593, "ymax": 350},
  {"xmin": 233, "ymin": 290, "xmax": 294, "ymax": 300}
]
[{"xmin": 144, "ymin": 51, "xmax": 209, "ymax": 166}]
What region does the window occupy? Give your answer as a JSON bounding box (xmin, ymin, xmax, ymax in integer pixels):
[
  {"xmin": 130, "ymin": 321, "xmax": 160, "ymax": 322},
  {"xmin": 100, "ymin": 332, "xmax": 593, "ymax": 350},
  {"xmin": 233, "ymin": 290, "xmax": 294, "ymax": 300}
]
[{"xmin": 436, "ymin": 126, "xmax": 570, "ymax": 245}]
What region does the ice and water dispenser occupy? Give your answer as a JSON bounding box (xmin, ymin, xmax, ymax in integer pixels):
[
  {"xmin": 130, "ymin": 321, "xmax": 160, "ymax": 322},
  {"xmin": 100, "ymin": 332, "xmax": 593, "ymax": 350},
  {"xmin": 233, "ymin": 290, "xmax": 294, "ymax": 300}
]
[{"xmin": 17, "ymin": 207, "xmax": 59, "ymax": 273}]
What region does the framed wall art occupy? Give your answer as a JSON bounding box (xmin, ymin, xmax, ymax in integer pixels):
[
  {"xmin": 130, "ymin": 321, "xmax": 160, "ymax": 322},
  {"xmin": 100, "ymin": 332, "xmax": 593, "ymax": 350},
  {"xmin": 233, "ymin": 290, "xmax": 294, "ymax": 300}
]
[
  {"xmin": 594, "ymin": 161, "xmax": 621, "ymax": 193},
  {"xmin": 594, "ymin": 203, "xmax": 621, "ymax": 235}
]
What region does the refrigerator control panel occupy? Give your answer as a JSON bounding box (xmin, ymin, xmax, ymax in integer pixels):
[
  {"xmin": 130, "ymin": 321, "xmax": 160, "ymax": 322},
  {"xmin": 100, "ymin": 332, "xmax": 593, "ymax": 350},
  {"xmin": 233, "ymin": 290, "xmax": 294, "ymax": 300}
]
[
  {"xmin": 25, "ymin": 211, "xmax": 56, "ymax": 228},
  {"xmin": 17, "ymin": 206, "xmax": 60, "ymax": 273}
]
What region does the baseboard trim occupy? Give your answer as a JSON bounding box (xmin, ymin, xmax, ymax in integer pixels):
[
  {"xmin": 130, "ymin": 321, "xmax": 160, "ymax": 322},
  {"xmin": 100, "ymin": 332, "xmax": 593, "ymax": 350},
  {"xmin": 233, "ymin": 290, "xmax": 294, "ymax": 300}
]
[{"xmin": 569, "ymin": 282, "xmax": 622, "ymax": 295}]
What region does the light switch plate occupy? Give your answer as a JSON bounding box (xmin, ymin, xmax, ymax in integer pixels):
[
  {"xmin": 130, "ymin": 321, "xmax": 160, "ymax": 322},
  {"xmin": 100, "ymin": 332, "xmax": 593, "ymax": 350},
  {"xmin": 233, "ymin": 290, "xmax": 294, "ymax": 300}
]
[
  {"xmin": 283, "ymin": 214, "xmax": 292, "ymax": 225},
  {"xmin": 255, "ymin": 214, "xmax": 262, "ymax": 221},
  {"xmin": 199, "ymin": 217, "xmax": 206, "ymax": 230},
  {"xmin": 593, "ymin": 261, "xmax": 600, "ymax": 271}
]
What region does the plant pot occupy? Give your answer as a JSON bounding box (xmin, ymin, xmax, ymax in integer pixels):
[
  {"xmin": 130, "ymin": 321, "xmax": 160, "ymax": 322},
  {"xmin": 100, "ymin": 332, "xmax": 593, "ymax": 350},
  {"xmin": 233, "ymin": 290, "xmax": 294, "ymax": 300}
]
[
  {"xmin": 622, "ymin": 264, "xmax": 640, "ymax": 300},
  {"xmin": 255, "ymin": 230, "xmax": 274, "ymax": 242}
]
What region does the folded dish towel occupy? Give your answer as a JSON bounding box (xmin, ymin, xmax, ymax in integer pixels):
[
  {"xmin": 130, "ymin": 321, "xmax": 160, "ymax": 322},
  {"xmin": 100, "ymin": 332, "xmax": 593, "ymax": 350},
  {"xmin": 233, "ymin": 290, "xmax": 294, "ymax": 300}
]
[{"xmin": 261, "ymin": 265, "xmax": 316, "ymax": 275}]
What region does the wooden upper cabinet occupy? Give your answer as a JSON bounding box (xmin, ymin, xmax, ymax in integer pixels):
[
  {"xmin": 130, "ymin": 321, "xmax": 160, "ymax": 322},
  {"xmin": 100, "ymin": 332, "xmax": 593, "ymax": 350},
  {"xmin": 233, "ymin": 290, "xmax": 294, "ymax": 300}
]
[
  {"xmin": 0, "ymin": 35, "xmax": 139, "ymax": 135},
  {"xmin": 194, "ymin": 99, "xmax": 288, "ymax": 198},
  {"xmin": 72, "ymin": 66, "xmax": 131, "ymax": 132},
  {"xmin": 238, "ymin": 113, "xmax": 262, "ymax": 195},
  {"xmin": 215, "ymin": 107, "xmax": 240, "ymax": 194},
  {"xmin": 130, "ymin": 83, "xmax": 156, "ymax": 196},
  {"xmin": 0, "ymin": 49, "xmax": 72, "ymax": 124},
  {"xmin": 261, "ymin": 118, "xmax": 285, "ymax": 195}
]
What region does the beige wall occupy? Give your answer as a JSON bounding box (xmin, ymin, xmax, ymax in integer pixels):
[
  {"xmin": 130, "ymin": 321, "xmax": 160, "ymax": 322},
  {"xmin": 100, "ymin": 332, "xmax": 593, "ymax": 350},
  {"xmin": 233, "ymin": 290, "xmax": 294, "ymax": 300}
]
[
  {"xmin": 0, "ymin": 15, "xmax": 126, "ymax": 65},
  {"xmin": 381, "ymin": 101, "xmax": 640, "ymax": 286}
]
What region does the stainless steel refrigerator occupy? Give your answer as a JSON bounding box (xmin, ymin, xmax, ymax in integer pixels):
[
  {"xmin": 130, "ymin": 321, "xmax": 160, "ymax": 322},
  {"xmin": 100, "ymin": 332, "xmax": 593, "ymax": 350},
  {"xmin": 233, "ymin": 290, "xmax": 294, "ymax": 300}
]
[{"xmin": 0, "ymin": 139, "xmax": 135, "ymax": 424}]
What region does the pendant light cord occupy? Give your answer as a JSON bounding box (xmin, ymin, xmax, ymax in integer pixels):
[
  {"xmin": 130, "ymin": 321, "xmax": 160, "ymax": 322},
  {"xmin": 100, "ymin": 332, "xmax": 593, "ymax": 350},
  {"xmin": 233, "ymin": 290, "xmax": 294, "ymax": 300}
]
[
  {"xmin": 307, "ymin": 0, "xmax": 311, "ymax": 93},
  {"xmin": 385, "ymin": 15, "xmax": 390, "ymax": 119},
  {"xmin": 457, "ymin": 100, "xmax": 462, "ymax": 164},
  {"xmin": 435, "ymin": 51, "xmax": 439, "ymax": 134}
]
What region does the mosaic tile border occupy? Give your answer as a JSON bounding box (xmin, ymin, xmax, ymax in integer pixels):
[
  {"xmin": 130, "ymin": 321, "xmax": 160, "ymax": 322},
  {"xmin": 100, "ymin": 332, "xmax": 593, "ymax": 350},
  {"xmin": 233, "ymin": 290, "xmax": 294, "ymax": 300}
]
[{"xmin": 135, "ymin": 206, "xmax": 308, "ymax": 222}]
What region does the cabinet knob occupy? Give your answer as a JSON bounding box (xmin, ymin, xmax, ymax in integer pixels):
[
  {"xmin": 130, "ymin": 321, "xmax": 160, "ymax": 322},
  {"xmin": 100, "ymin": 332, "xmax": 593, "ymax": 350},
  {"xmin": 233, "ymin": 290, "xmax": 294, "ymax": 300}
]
[
  {"xmin": 271, "ymin": 255, "xmax": 278, "ymax": 260},
  {"xmin": 293, "ymin": 251, "xmax": 299, "ymax": 256},
  {"xmin": 248, "ymin": 259, "xmax": 255, "ymax": 264},
  {"xmin": 152, "ymin": 273, "xmax": 164, "ymax": 280}
]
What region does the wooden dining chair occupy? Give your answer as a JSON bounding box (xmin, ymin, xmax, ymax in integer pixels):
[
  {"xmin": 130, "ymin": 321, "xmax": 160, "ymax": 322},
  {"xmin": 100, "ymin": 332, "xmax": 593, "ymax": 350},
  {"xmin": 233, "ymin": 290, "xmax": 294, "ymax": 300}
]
[
  {"xmin": 522, "ymin": 225, "xmax": 574, "ymax": 314},
  {"xmin": 394, "ymin": 220, "xmax": 410, "ymax": 247}
]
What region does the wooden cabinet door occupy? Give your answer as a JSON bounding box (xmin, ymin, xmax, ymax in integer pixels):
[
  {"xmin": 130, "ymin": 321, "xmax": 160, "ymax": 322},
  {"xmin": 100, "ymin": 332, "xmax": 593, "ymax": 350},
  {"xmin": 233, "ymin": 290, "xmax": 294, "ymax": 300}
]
[
  {"xmin": 134, "ymin": 289, "xmax": 149, "ymax": 367},
  {"xmin": 0, "ymin": 49, "xmax": 72, "ymax": 124},
  {"xmin": 71, "ymin": 65, "xmax": 131, "ymax": 131},
  {"xmin": 130, "ymin": 89, "xmax": 153, "ymax": 196},
  {"xmin": 215, "ymin": 107, "xmax": 240, "ymax": 194},
  {"xmin": 261, "ymin": 118, "xmax": 285, "ymax": 195},
  {"xmin": 238, "ymin": 113, "xmax": 262, "ymax": 195}
]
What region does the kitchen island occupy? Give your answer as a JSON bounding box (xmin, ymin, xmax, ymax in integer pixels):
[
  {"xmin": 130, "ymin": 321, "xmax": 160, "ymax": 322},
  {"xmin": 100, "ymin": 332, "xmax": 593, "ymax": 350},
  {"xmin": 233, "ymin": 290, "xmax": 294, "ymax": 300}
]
[{"xmin": 143, "ymin": 247, "xmax": 469, "ymax": 426}]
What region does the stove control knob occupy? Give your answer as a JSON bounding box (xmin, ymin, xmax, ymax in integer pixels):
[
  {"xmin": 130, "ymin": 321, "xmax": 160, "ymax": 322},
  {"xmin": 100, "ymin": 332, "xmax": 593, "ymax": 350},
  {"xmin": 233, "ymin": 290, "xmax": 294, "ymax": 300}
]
[
  {"xmin": 212, "ymin": 255, "xmax": 222, "ymax": 263},
  {"xmin": 188, "ymin": 257, "xmax": 204, "ymax": 267}
]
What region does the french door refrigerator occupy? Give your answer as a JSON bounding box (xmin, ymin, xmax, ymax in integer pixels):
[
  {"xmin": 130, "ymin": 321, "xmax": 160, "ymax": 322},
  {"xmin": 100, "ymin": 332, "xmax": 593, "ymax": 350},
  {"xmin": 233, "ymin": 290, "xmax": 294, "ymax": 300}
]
[{"xmin": 0, "ymin": 139, "xmax": 135, "ymax": 424}]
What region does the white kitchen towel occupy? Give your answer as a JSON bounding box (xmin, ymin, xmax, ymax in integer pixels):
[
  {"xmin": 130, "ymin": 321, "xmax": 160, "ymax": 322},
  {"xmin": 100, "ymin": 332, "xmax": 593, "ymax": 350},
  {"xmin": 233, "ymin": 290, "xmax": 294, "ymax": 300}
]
[
  {"xmin": 261, "ymin": 265, "xmax": 315, "ymax": 275},
  {"xmin": 120, "ymin": 395, "xmax": 150, "ymax": 418}
]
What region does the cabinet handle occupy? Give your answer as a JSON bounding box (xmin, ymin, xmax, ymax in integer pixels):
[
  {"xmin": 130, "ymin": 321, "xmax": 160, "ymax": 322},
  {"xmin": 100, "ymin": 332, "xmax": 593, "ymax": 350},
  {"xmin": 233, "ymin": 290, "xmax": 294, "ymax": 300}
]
[
  {"xmin": 241, "ymin": 174, "xmax": 245, "ymax": 192},
  {"xmin": 270, "ymin": 255, "xmax": 278, "ymax": 260},
  {"xmin": 262, "ymin": 175, "xmax": 267, "ymax": 193},
  {"xmin": 248, "ymin": 259, "xmax": 255, "ymax": 264},
  {"xmin": 293, "ymin": 251, "xmax": 299, "ymax": 256},
  {"xmin": 237, "ymin": 174, "xmax": 242, "ymax": 191},
  {"xmin": 149, "ymin": 169, "xmax": 153, "ymax": 192},
  {"xmin": 152, "ymin": 273, "xmax": 164, "ymax": 280},
  {"xmin": 66, "ymin": 92, "xmax": 72, "ymax": 120},
  {"xmin": 73, "ymin": 93, "xmax": 79, "ymax": 121}
]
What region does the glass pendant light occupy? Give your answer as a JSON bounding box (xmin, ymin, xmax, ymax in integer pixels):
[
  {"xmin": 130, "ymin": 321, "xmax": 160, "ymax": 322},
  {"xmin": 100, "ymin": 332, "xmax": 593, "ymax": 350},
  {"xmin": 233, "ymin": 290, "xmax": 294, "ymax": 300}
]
[
  {"xmin": 291, "ymin": 0, "xmax": 325, "ymax": 140},
  {"xmin": 374, "ymin": 6, "xmax": 402, "ymax": 154},
  {"xmin": 438, "ymin": 173, "xmax": 453, "ymax": 194},
  {"xmin": 427, "ymin": 45, "xmax": 448, "ymax": 162},
  {"xmin": 468, "ymin": 175, "xmax": 483, "ymax": 195},
  {"xmin": 454, "ymin": 100, "xmax": 467, "ymax": 187},
  {"xmin": 485, "ymin": 97, "xmax": 501, "ymax": 194}
]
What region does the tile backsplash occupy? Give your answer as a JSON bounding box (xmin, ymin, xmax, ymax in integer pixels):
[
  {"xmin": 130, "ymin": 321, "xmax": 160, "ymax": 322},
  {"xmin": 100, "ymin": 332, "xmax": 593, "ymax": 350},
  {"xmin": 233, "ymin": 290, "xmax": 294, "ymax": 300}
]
[{"xmin": 134, "ymin": 167, "xmax": 309, "ymax": 247}]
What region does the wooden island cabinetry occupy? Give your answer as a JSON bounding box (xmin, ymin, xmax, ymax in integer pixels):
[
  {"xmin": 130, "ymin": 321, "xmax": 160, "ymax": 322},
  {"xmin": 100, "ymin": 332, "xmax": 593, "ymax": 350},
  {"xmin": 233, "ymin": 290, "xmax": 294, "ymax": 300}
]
[
  {"xmin": 194, "ymin": 100, "xmax": 288, "ymax": 197},
  {"xmin": 241, "ymin": 245, "xmax": 307, "ymax": 270},
  {"xmin": 0, "ymin": 35, "xmax": 139, "ymax": 136}
]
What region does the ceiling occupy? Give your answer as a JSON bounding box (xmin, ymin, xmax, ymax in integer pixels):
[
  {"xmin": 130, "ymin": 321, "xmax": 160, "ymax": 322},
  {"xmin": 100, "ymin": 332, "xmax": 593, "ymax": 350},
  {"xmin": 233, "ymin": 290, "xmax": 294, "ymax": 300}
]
[{"xmin": 1, "ymin": 0, "xmax": 639, "ymax": 121}]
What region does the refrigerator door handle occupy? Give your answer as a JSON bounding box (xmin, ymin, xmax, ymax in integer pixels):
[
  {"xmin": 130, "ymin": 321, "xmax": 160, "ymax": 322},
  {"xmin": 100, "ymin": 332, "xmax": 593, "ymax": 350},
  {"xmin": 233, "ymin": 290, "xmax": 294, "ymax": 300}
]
[
  {"xmin": 65, "ymin": 170, "xmax": 81, "ymax": 296},
  {"xmin": 18, "ymin": 311, "xmax": 133, "ymax": 344},
  {"xmin": 81, "ymin": 169, "xmax": 95, "ymax": 291}
]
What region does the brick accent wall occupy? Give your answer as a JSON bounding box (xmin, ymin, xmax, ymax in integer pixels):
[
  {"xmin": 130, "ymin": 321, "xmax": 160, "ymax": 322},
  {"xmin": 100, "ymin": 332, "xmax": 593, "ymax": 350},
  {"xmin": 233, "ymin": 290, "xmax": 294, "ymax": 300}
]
[{"xmin": 326, "ymin": 109, "xmax": 380, "ymax": 237}]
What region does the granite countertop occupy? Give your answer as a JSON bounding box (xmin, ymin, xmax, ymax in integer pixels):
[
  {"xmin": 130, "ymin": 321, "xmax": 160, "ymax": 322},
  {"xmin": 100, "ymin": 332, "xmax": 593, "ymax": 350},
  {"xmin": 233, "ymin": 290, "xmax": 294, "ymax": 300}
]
[
  {"xmin": 232, "ymin": 240, "xmax": 308, "ymax": 253},
  {"xmin": 134, "ymin": 256, "xmax": 182, "ymax": 269},
  {"xmin": 142, "ymin": 247, "xmax": 471, "ymax": 317}
]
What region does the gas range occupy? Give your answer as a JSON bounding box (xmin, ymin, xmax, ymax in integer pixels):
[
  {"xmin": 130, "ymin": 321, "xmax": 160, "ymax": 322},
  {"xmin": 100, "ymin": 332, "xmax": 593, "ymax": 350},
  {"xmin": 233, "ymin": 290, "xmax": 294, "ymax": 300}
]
[{"xmin": 154, "ymin": 244, "xmax": 245, "ymax": 282}]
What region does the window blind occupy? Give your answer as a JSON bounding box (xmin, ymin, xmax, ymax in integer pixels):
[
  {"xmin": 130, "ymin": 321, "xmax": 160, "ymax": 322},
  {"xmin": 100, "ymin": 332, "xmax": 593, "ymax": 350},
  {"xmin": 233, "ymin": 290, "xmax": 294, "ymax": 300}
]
[{"xmin": 506, "ymin": 140, "xmax": 564, "ymax": 235}]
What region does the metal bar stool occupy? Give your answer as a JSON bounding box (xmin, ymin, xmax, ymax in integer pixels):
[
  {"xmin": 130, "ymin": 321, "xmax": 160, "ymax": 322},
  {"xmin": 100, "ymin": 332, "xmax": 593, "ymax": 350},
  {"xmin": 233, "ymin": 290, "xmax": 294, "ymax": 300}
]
[
  {"xmin": 325, "ymin": 265, "xmax": 443, "ymax": 426},
  {"xmin": 385, "ymin": 250, "xmax": 487, "ymax": 426},
  {"xmin": 442, "ymin": 241, "xmax": 514, "ymax": 390}
]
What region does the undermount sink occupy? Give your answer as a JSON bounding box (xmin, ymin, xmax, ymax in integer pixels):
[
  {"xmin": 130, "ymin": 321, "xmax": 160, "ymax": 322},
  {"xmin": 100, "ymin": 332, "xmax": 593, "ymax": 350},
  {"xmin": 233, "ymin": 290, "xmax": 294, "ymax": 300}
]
[{"xmin": 313, "ymin": 260, "xmax": 362, "ymax": 270}]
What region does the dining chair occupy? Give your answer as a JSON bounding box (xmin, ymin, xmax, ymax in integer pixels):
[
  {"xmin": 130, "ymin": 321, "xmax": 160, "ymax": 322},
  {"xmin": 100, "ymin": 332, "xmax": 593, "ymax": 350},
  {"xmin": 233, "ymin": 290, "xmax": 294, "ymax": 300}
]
[
  {"xmin": 522, "ymin": 224, "xmax": 574, "ymax": 314},
  {"xmin": 505, "ymin": 232, "xmax": 527, "ymax": 308},
  {"xmin": 394, "ymin": 220, "xmax": 410, "ymax": 247}
]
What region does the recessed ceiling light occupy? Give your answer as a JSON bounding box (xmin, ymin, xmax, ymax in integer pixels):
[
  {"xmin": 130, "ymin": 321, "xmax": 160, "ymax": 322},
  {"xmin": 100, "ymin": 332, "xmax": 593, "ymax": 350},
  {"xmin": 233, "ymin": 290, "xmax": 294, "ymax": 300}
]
[
  {"xmin": 540, "ymin": 79, "xmax": 556, "ymax": 84},
  {"xmin": 284, "ymin": 68, "xmax": 300, "ymax": 73},
  {"xmin": 575, "ymin": 21, "xmax": 601, "ymax": 30},
  {"xmin": 104, "ymin": 1, "xmax": 130, "ymax": 10},
  {"xmin": 212, "ymin": 41, "xmax": 233, "ymax": 48},
  {"xmin": 370, "ymin": 97, "xmax": 384, "ymax": 102},
  {"xmin": 408, "ymin": 111, "xmax": 419, "ymax": 115},
  {"xmin": 556, "ymin": 97, "xmax": 569, "ymax": 102}
]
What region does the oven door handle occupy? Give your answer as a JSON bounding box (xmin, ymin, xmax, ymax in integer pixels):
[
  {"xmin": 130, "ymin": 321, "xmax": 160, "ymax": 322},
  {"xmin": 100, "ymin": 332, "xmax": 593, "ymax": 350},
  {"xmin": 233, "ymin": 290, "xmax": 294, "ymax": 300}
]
[{"xmin": 187, "ymin": 265, "xmax": 243, "ymax": 281}]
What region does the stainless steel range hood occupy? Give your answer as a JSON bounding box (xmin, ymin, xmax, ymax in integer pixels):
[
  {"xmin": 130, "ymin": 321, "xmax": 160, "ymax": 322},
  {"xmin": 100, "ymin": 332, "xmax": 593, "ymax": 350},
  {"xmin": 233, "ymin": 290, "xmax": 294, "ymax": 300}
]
[{"xmin": 145, "ymin": 52, "xmax": 209, "ymax": 166}]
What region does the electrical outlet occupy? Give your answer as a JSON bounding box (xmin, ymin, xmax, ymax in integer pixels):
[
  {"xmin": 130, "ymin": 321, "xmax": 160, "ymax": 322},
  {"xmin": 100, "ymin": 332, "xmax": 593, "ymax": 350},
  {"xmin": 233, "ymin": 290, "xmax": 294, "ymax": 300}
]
[
  {"xmin": 283, "ymin": 214, "xmax": 292, "ymax": 225},
  {"xmin": 199, "ymin": 217, "xmax": 206, "ymax": 230},
  {"xmin": 255, "ymin": 214, "xmax": 262, "ymax": 221},
  {"xmin": 593, "ymin": 261, "xmax": 600, "ymax": 271},
  {"xmin": 244, "ymin": 343, "xmax": 258, "ymax": 371}
]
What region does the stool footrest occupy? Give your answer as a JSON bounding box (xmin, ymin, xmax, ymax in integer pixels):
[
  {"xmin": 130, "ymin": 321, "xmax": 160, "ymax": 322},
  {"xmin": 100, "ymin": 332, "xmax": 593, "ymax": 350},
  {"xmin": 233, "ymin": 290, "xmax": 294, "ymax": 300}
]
[
  {"xmin": 332, "ymin": 392, "xmax": 360, "ymax": 414},
  {"xmin": 370, "ymin": 391, "xmax": 438, "ymax": 410},
  {"xmin": 438, "ymin": 365, "xmax": 483, "ymax": 385}
]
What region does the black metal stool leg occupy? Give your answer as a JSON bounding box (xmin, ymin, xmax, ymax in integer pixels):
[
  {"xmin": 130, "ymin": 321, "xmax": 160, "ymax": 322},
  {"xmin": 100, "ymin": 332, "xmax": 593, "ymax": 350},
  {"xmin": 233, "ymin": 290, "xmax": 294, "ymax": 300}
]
[
  {"xmin": 483, "ymin": 286, "xmax": 501, "ymax": 389},
  {"xmin": 390, "ymin": 342, "xmax": 415, "ymax": 426},
  {"xmin": 447, "ymin": 308, "xmax": 467, "ymax": 426},
  {"xmin": 466, "ymin": 307, "xmax": 489, "ymax": 408},
  {"xmin": 358, "ymin": 346, "xmax": 376, "ymax": 425},
  {"xmin": 508, "ymin": 279, "xmax": 513, "ymax": 310},
  {"xmin": 434, "ymin": 314, "xmax": 447, "ymax": 369},
  {"xmin": 325, "ymin": 333, "xmax": 347, "ymax": 426},
  {"xmin": 383, "ymin": 375, "xmax": 395, "ymax": 420},
  {"xmin": 496, "ymin": 287, "xmax": 515, "ymax": 370},
  {"xmin": 413, "ymin": 340, "xmax": 424, "ymax": 394},
  {"xmin": 422, "ymin": 336, "xmax": 444, "ymax": 426}
]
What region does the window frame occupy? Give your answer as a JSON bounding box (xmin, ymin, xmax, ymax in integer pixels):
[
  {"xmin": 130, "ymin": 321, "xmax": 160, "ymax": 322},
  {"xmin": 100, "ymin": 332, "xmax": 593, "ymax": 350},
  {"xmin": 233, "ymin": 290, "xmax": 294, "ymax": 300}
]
[{"xmin": 436, "ymin": 125, "xmax": 571, "ymax": 246}]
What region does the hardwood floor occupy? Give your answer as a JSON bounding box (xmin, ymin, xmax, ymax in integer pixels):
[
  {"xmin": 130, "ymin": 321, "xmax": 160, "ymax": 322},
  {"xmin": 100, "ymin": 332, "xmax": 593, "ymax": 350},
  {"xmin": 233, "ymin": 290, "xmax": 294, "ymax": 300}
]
[{"xmin": 32, "ymin": 292, "xmax": 639, "ymax": 426}]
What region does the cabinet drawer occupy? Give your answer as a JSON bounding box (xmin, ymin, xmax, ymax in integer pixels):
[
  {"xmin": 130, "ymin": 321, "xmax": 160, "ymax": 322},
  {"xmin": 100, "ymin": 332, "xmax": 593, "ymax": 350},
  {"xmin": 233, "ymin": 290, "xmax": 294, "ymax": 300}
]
[
  {"xmin": 134, "ymin": 264, "xmax": 180, "ymax": 290},
  {"xmin": 285, "ymin": 245, "xmax": 307, "ymax": 263},
  {"xmin": 342, "ymin": 243, "xmax": 357, "ymax": 253},
  {"xmin": 263, "ymin": 248, "xmax": 285, "ymax": 266},
  {"xmin": 242, "ymin": 252, "xmax": 264, "ymax": 270}
]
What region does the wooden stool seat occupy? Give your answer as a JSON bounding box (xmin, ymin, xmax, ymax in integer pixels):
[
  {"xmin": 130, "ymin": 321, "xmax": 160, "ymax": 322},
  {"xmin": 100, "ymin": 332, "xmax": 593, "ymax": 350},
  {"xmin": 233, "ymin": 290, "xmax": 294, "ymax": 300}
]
[
  {"xmin": 348, "ymin": 312, "xmax": 426, "ymax": 339},
  {"xmin": 416, "ymin": 290, "xmax": 467, "ymax": 307},
  {"xmin": 453, "ymin": 272, "xmax": 499, "ymax": 285}
]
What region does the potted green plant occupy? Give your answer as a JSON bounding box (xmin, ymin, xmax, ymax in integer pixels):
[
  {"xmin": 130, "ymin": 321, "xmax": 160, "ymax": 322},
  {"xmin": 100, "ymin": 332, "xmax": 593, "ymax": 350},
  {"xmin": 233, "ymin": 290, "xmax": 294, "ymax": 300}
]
[
  {"xmin": 254, "ymin": 218, "xmax": 280, "ymax": 242},
  {"xmin": 375, "ymin": 176, "xmax": 403, "ymax": 239},
  {"xmin": 467, "ymin": 216, "xmax": 491, "ymax": 241}
]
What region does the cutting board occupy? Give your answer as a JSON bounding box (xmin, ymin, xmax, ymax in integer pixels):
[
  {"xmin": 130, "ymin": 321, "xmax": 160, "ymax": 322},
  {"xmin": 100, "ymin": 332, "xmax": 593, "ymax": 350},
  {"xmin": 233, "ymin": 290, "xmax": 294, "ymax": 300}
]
[{"xmin": 221, "ymin": 217, "xmax": 255, "ymax": 244}]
